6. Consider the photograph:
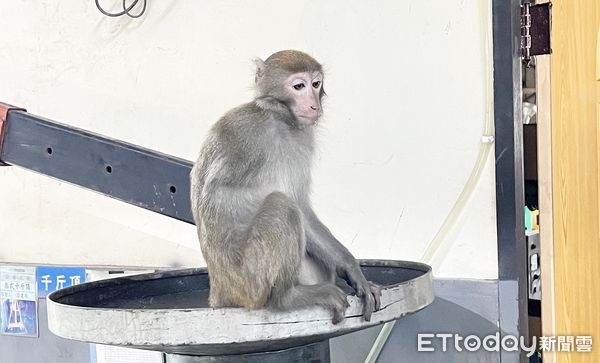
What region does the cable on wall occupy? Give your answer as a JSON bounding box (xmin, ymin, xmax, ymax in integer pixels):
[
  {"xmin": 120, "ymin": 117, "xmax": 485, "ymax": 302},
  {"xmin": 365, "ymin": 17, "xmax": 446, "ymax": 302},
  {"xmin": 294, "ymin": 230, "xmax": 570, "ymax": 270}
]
[
  {"xmin": 95, "ymin": 0, "xmax": 147, "ymax": 18},
  {"xmin": 364, "ymin": 0, "xmax": 496, "ymax": 361}
]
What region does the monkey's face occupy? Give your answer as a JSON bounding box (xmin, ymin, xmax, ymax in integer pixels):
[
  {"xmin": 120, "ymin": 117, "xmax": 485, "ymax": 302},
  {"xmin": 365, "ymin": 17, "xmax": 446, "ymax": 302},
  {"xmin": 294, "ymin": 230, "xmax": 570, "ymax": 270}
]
[{"xmin": 284, "ymin": 71, "xmax": 323, "ymax": 126}]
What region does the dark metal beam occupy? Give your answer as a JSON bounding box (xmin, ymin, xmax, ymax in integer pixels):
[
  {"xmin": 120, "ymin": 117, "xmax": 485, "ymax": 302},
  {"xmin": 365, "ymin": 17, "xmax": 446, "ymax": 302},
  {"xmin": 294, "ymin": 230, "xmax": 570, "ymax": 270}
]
[
  {"xmin": 492, "ymin": 0, "xmax": 529, "ymax": 361},
  {"xmin": 0, "ymin": 109, "xmax": 194, "ymax": 224}
]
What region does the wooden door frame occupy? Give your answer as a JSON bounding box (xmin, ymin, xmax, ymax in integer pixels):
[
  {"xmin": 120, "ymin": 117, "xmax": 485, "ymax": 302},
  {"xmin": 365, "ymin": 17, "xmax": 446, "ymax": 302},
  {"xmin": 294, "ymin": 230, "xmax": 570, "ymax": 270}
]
[
  {"xmin": 535, "ymin": 53, "xmax": 556, "ymax": 363},
  {"xmin": 533, "ymin": 0, "xmax": 556, "ymax": 360},
  {"xmin": 535, "ymin": 1, "xmax": 600, "ymax": 361}
]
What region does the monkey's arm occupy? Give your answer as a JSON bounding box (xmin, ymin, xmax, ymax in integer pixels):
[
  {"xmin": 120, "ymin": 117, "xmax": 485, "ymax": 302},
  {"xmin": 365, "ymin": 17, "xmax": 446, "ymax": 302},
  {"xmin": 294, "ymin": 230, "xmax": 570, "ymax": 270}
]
[{"xmin": 301, "ymin": 206, "xmax": 381, "ymax": 320}]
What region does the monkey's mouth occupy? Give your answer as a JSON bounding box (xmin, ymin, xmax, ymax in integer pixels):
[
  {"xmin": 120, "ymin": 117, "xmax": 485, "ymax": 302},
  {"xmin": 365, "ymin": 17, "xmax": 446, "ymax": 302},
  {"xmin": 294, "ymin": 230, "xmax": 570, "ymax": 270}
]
[{"xmin": 297, "ymin": 115, "xmax": 319, "ymax": 126}]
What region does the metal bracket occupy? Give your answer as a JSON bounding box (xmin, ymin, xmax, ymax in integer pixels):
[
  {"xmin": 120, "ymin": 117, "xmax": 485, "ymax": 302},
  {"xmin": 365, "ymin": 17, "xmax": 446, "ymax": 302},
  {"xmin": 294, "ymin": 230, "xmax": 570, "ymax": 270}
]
[
  {"xmin": 0, "ymin": 102, "xmax": 26, "ymax": 166},
  {"xmin": 0, "ymin": 107, "xmax": 194, "ymax": 223},
  {"xmin": 521, "ymin": 1, "xmax": 552, "ymax": 63}
]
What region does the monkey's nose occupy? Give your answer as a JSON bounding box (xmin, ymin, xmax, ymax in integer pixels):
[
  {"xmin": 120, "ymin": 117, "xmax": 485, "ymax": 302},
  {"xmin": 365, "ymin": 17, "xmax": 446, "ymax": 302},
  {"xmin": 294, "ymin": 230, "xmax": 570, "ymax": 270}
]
[{"xmin": 310, "ymin": 106, "xmax": 318, "ymax": 111}]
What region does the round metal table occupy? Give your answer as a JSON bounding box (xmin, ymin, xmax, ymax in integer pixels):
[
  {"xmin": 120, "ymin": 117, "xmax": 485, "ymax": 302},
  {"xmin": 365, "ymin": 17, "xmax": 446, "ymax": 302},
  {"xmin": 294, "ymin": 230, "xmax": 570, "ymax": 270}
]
[{"xmin": 47, "ymin": 260, "xmax": 434, "ymax": 362}]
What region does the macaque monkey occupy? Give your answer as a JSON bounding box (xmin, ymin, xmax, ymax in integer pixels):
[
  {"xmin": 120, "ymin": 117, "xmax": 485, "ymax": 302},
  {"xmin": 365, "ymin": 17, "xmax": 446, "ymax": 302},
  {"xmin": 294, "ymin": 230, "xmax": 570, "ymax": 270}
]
[{"xmin": 190, "ymin": 50, "xmax": 380, "ymax": 323}]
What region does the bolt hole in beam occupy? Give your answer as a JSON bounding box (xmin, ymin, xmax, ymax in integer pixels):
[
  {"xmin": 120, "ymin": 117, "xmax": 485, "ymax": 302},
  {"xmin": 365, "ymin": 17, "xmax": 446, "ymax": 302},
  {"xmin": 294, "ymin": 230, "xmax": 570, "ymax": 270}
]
[{"xmin": 1, "ymin": 110, "xmax": 194, "ymax": 223}]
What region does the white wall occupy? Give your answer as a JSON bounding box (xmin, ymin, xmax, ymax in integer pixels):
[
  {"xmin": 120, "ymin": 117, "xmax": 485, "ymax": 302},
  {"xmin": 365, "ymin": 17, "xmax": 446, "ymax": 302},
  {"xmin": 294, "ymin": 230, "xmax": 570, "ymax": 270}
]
[{"xmin": 0, "ymin": 0, "xmax": 497, "ymax": 278}]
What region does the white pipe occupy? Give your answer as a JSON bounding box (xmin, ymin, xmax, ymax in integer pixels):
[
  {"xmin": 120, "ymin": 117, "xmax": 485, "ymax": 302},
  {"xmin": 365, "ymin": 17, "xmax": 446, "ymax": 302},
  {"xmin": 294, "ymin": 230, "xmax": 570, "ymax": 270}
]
[{"xmin": 364, "ymin": 0, "xmax": 495, "ymax": 361}]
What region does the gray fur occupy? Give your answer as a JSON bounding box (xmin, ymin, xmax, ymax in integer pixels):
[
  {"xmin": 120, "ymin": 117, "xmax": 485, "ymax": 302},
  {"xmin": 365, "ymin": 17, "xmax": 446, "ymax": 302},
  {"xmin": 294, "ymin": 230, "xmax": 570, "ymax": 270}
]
[{"xmin": 190, "ymin": 50, "xmax": 380, "ymax": 323}]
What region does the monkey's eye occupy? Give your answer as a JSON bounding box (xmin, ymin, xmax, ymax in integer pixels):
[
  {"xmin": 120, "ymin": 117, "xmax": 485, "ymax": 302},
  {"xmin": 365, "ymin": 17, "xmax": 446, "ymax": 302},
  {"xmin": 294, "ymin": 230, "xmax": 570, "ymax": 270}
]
[
  {"xmin": 312, "ymin": 81, "xmax": 321, "ymax": 88},
  {"xmin": 293, "ymin": 83, "xmax": 305, "ymax": 90}
]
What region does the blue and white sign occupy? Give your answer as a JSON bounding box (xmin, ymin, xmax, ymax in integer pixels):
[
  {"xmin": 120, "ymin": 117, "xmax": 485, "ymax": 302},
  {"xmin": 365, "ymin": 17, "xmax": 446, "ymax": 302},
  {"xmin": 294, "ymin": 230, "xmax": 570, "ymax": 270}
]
[
  {"xmin": 0, "ymin": 266, "xmax": 38, "ymax": 337},
  {"xmin": 36, "ymin": 266, "xmax": 86, "ymax": 298}
]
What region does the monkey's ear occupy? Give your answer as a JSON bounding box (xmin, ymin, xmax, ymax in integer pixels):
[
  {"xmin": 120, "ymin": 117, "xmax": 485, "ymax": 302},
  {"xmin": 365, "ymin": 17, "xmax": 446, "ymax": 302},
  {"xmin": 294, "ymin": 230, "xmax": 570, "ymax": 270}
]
[
  {"xmin": 320, "ymin": 86, "xmax": 327, "ymax": 99},
  {"xmin": 253, "ymin": 58, "xmax": 265, "ymax": 84}
]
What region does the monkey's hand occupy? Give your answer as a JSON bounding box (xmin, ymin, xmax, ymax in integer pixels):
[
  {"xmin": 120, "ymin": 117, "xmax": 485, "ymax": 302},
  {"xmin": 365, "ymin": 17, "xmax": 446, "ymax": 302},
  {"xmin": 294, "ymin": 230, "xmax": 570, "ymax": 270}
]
[{"xmin": 343, "ymin": 267, "xmax": 382, "ymax": 321}]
